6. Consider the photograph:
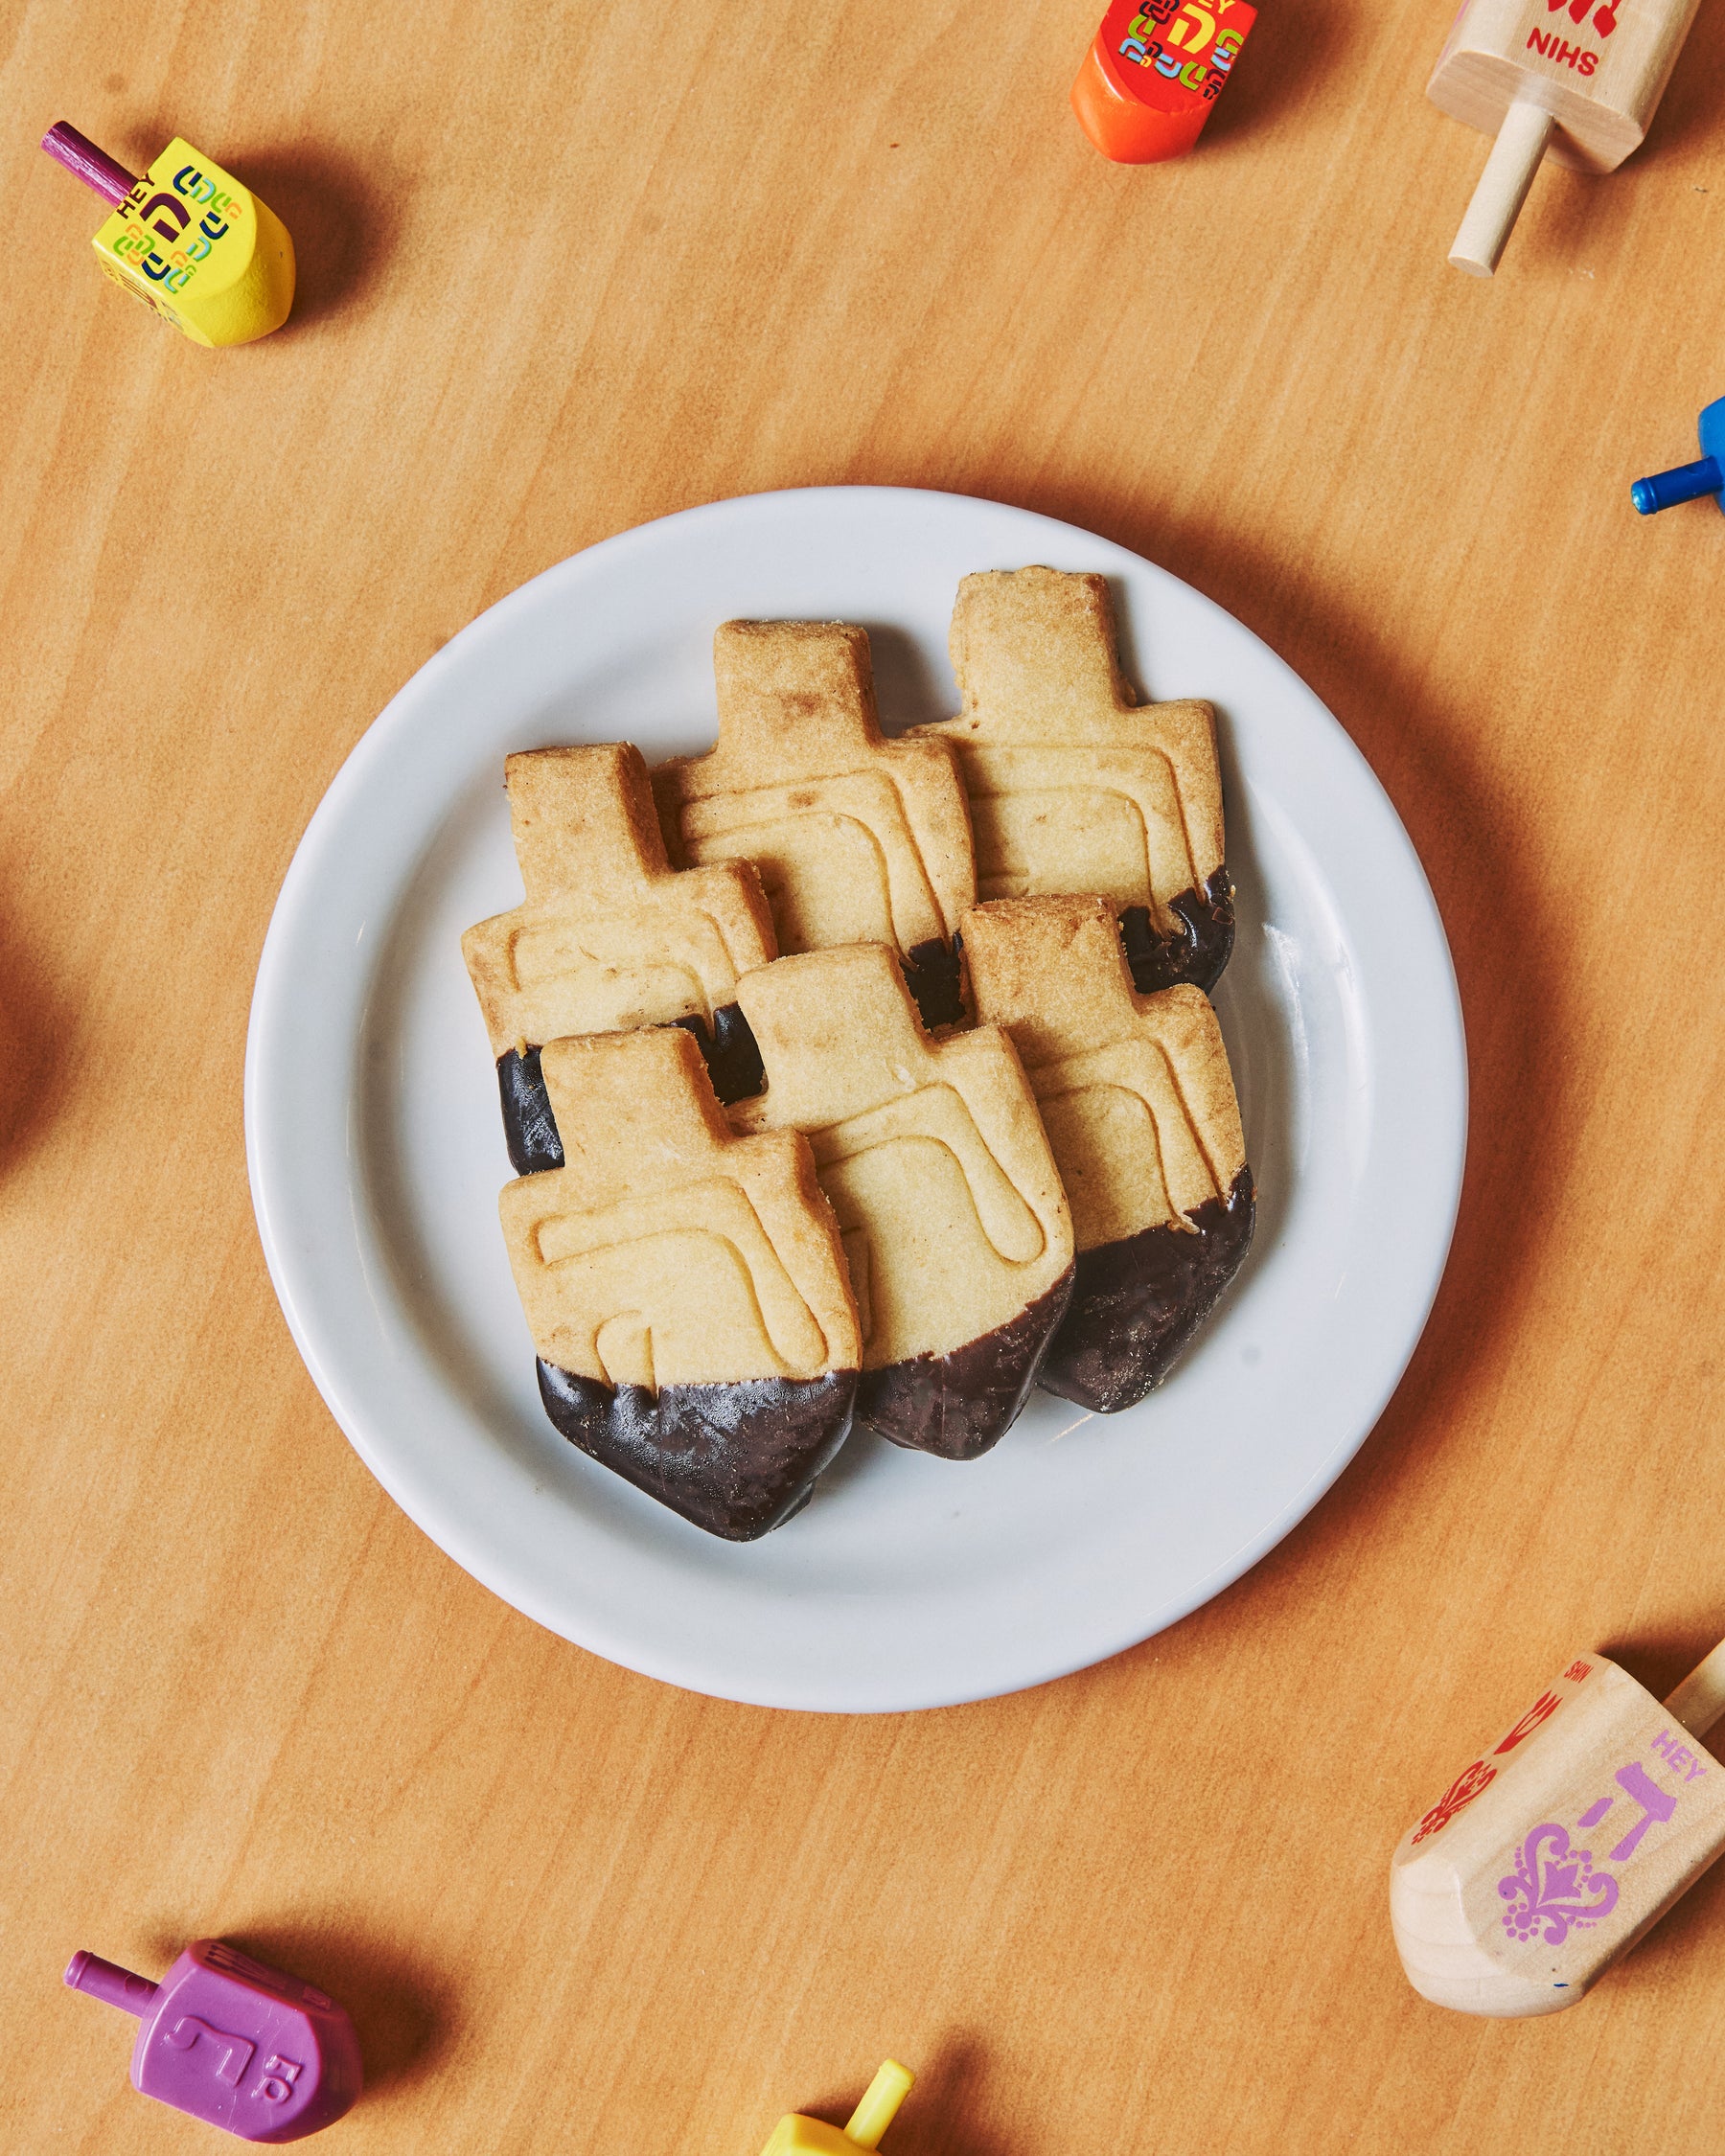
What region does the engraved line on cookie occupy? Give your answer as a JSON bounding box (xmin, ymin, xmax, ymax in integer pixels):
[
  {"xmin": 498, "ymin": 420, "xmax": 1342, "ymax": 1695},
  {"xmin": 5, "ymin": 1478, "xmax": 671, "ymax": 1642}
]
[
  {"xmin": 1034, "ymin": 1040, "xmax": 1225, "ymax": 1223},
  {"xmin": 963, "ymin": 753, "xmax": 1199, "ymax": 919},
  {"xmin": 506, "ymin": 923, "xmax": 726, "ymax": 1027},
  {"xmin": 805, "ymin": 1088, "xmax": 1046, "ymax": 1266},
  {"xmin": 675, "ymin": 774, "xmax": 949, "ymax": 953},
  {"xmin": 525, "ymin": 1180, "xmax": 832, "ymax": 1380},
  {"xmin": 840, "ymin": 1227, "xmax": 874, "ymax": 1349}
]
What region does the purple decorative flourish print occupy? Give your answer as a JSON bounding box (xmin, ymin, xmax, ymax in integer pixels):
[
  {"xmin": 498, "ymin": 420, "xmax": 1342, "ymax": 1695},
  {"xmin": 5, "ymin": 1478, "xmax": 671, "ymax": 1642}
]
[{"xmin": 1499, "ymin": 1823, "xmax": 1621, "ymax": 1944}]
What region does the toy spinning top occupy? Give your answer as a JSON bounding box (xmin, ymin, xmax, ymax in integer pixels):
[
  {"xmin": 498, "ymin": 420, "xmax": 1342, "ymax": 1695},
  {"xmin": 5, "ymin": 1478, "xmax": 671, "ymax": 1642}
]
[
  {"xmin": 759, "ymin": 2059, "xmax": 915, "ymax": 2154},
  {"xmin": 1392, "ymin": 1637, "xmax": 1725, "ymax": 2015},
  {"xmin": 41, "ymin": 122, "xmax": 294, "ymax": 345},
  {"xmin": 1427, "ymin": 0, "xmax": 1703, "ymax": 275},
  {"xmin": 1631, "ymin": 397, "xmax": 1725, "ymax": 516},
  {"xmin": 65, "ymin": 1938, "xmax": 361, "ymax": 2140},
  {"xmin": 1072, "ymin": 0, "xmax": 1256, "ymax": 163}
]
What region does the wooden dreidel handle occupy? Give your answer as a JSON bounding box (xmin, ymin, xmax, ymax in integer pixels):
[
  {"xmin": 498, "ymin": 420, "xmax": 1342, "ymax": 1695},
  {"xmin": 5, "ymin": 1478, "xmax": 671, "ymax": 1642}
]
[
  {"xmin": 1427, "ymin": 0, "xmax": 1704, "ymax": 275},
  {"xmin": 758, "ymin": 2061, "xmax": 915, "ymax": 2155},
  {"xmin": 1449, "ymin": 100, "xmax": 1553, "ymax": 276},
  {"xmin": 1392, "ymin": 1642, "xmax": 1725, "ymax": 2016},
  {"xmin": 41, "ymin": 121, "xmax": 294, "ymax": 346}
]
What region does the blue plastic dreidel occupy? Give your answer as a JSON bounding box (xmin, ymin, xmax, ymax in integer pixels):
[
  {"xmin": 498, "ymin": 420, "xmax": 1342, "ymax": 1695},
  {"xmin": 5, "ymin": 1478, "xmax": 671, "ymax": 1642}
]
[{"xmin": 1631, "ymin": 398, "xmax": 1725, "ymax": 517}]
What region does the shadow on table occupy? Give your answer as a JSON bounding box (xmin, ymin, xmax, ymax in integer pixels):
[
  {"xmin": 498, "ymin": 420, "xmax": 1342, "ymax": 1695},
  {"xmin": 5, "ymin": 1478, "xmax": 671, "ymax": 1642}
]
[
  {"xmin": 803, "ymin": 2037, "xmax": 1019, "ymax": 2156},
  {"xmin": 222, "ymin": 1922, "xmax": 452, "ymax": 2094},
  {"xmin": 1202, "ymin": 0, "xmax": 1347, "ymax": 152},
  {"xmin": 120, "ymin": 125, "xmax": 397, "ymax": 336},
  {"xmin": 0, "ymin": 907, "xmax": 69, "ymax": 1174},
  {"xmin": 1628, "ymin": 0, "xmax": 1725, "ymax": 166}
]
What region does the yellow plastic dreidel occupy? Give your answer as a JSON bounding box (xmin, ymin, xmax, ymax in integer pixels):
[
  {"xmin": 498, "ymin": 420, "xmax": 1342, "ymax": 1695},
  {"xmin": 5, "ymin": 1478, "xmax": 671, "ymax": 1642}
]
[
  {"xmin": 758, "ymin": 2060, "xmax": 915, "ymax": 2155},
  {"xmin": 41, "ymin": 122, "xmax": 294, "ymax": 346}
]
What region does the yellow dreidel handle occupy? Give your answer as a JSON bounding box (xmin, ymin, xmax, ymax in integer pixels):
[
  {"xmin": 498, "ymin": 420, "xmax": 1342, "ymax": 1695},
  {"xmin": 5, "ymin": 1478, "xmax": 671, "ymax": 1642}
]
[
  {"xmin": 758, "ymin": 2060, "xmax": 915, "ymax": 2155},
  {"xmin": 843, "ymin": 2062, "xmax": 914, "ymax": 2151}
]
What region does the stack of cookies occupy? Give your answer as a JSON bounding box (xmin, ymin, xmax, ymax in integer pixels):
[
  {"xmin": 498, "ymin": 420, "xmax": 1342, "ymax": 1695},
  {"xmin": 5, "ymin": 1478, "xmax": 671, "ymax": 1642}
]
[{"xmin": 462, "ymin": 567, "xmax": 1255, "ymax": 1540}]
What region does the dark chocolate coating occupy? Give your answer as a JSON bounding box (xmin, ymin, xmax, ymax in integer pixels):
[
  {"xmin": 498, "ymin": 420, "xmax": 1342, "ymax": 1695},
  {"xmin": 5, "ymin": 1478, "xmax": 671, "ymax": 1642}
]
[
  {"xmin": 1037, "ymin": 1167, "xmax": 1254, "ymax": 1413},
  {"xmin": 537, "ymin": 1359, "xmax": 859, "ymax": 1540},
  {"xmin": 671, "ymin": 1000, "xmax": 766, "ymax": 1103},
  {"xmin": 497, "ymin": 1043, "xmax": 565, "ymax": 1174},
  {"xmin": 857, "ymin": 1264, "xmax": 1075, "ymax": 1460},
  {"xmin": 496, "ymin": 1002, "xmax": 765, "ymax": 1174},
  {"xmin": 1120, "ymin": 866, "xmax": 1235, "ymax": 996},
  {"xmin": 902, "ymin": 936, "xmax": 966, "ymax": 1030}
]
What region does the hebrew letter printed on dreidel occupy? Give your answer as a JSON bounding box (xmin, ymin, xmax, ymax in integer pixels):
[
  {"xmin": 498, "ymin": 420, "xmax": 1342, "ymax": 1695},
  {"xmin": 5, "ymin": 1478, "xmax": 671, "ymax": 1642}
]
[
  {"xmin": 1428, "ymin": 0, "xmax": 1704, "ymax": 274},
  {"xmin": 1391, "ymin": 1640, "xmax": 1725, "ymax": 2015}
]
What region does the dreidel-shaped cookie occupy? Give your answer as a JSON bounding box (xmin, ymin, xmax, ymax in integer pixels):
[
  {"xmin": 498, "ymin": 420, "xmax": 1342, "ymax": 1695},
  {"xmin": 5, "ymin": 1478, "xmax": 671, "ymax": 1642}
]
[
  {"xmin": 1428, "ymin": 0, "xmax": 1703, "ymax": 275},
  {"xmin": 463, "ymin": 742, "xmax": 776, "ymax": 1169},
  {"xmin": 1391, "ymin": 1640, "xmax": 1725, "ymax": 2014},
  {"xmin": 760, "ymin": 2060, "xmax": 914, "ymax": 2155},
  {"xmin": 732, "ymin": 943, "xmax": 1073, "ymax": 1459},
  {"xmin": 911, "ymin": 569, "xmax": 1231, "ymax": 995},
  {"xmin": 964, "ymin": 895, "xmax": 1254, "ymax": 1410},
  {"xmin": 42, "ymin": 123, "xmax": 294, "ymax": 344},
  {"xmin": 652, "ymin": 622, "xmax": 975, "ymax": 1029},
  {"xmin": 500, "ymin": 1026, "xmax": 860, "ymax": 1538}
]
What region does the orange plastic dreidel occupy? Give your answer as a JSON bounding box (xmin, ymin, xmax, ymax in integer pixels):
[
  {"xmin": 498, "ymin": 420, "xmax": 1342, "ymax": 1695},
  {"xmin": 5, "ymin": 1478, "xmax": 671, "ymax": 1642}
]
[
  {"xmin": 1072, "ymin": 0, "xmax": 1257, "ymax": 162},
  {"xmin": 758, "ymin": 2060, "xmax": 914, "ymax": 2156},
  {"xmin": 41, "ymin": 121, "xmax": 294, "ymax": 346}
]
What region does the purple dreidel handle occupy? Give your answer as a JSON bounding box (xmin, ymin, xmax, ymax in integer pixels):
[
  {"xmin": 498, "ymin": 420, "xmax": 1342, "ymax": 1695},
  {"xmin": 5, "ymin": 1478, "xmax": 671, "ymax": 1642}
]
[
  {"xmin": 66, "ymin": 1938, "xmax": 363, "ymax": 2143},
  {"xmin": 67, "ymin": 1950, "xmax": 159, "ymax": 2014},
  {"xmin": 40, "ymin": 121, "xmax": 138, "ymax": 210}
]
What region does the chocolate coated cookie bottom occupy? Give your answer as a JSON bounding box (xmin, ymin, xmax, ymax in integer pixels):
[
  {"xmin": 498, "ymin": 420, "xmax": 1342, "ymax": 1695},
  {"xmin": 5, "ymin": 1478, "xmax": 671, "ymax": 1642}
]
[
  {"xmin": 537, "ymin": 1360, "xmax": 859, "ymax": 1540},
  {"xmin": 497, "ymin": 1002, "xmax": 765, "ymax": 1174},
  {"xmin": 1037, "ymin": 1167, "xmax": 1255, "ymax": 1413},
  {"xmin": 1120, "ymin": 866, "xmax": 1235, "ymax": 996},
  {"xmin": 858, "ymin": 1265, "xmax": 1076, "ymax": 1461}
]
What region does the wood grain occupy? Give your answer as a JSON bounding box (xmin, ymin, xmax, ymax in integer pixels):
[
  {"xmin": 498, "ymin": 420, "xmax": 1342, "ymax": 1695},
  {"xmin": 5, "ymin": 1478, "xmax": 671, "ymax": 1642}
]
[{"xmin": 4, "ymin": 0, "xmax": 1725, "ymax": 2149}]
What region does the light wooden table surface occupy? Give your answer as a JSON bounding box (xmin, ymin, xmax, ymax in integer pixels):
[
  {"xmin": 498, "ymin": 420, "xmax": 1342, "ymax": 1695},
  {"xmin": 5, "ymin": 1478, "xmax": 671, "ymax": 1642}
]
[{"xmin": 5, "ymin": 1, "xmax": 1725, "ymax": 2149}]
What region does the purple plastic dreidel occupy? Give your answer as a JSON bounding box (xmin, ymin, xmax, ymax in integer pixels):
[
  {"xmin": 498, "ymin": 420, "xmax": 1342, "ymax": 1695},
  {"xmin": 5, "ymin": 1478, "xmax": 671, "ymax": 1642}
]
[{"xmin": 66, "ymin": 1938, "xmax": 362, "ymax": 2142}]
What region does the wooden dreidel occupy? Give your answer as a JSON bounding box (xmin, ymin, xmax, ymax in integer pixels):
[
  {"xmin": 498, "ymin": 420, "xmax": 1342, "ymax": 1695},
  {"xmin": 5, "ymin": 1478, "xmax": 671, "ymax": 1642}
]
[
  {"xmin": 1072, "ymin": 0, "xmax": 1257, "ymax": 162},
  {"xmin": 1391, "ymin": 1640, "xmax": 1725, "ymax": 2015},
  {"xmin": 1631, "ymin": 396, "xmax": 1725, "ymax": 516},
  {"xmin": 41, "ymin": 122, "xmax": 294, "ymax": 345},
  {"xmin": 1428, "ymin": 0, "xmax": 1703, "ymax": 275},
  {"xmin": 759, "ymin": 2060, "xmax": 914, "ymax": 2155}
]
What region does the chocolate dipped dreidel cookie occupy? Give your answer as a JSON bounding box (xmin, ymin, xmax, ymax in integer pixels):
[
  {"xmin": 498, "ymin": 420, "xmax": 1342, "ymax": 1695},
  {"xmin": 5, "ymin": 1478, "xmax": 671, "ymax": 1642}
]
[
  {"xmin": 652, "ymin": 622, "xmax": 975, "ymax": 1029},
  {"xmin": 964, "ymin": 896, "xmax": 1254, "ymax": 1410},
  {"xmin": 500, "ymin": 1027, "xmax": 860, "ymax": 1538},
  {"xmin": 911, "ymin": 568, "xmax": 1232, "ymax": 995},
  {"xmin": 463, "ymin": 744, "xmax": 776, "ymax": 1172},
  {"xmin": 731, "ymin": 944, "xmax": 1073, "ymax": 1459},
  {"xmin": 1392, "ymin": 1639, "xmax": 1725, "ymax": 2015}
]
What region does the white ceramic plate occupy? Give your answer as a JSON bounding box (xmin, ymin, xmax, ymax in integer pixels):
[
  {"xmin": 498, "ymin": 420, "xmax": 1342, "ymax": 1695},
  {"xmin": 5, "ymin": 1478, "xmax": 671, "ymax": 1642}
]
[{"xmin": 245, "ymin": 487, "xmax": 1465, "ymax": 1713}]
